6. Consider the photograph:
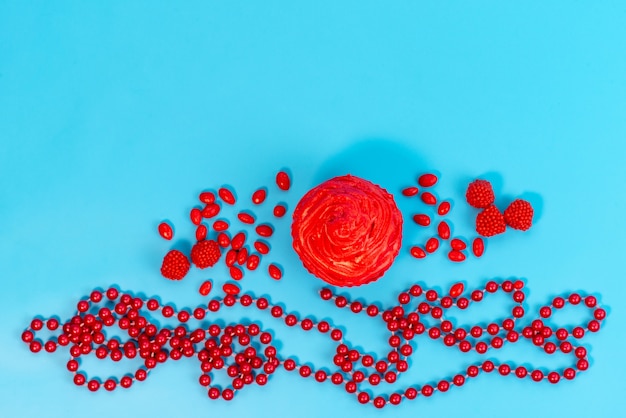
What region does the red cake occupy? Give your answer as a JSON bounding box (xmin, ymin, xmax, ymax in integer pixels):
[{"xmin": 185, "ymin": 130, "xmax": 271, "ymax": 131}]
[{"xmin": 291, "ymin": 175, "xmax": 403, "ymax": 287}]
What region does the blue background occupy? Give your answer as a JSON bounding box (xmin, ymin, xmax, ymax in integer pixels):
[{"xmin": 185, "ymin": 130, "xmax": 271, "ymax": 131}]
[{"xmin": 2, "ymin": 1, "xmax": 625, "ymax": 417}]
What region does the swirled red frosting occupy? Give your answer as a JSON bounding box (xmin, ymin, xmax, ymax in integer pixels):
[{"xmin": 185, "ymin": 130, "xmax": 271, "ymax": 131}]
[{"xmin": 291, "ymin": 175, "xmax": 403, "ymax": 287}]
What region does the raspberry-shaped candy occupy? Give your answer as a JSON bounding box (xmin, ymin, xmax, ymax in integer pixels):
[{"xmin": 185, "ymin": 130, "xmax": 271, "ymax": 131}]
[
  {"xmin": 191, "ymin": 240, "xmax": 221, "ymax": 269},
  {"xmin": 504, "ymin": 199, "xmax": 534, "ymax": 231},
  {"xmin": 475, "ymin": 205, "xmax": 506, "ymax": 237},
  {"xmin": 466, "ymin": 179, "xmax": 495, "ymax": 209},
  {"xmin": 161, "ymin": 250, "xmax": 191, "ymax": 280}
]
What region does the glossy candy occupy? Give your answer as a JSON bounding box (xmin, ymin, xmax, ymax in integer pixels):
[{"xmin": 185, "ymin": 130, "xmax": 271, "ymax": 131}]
[
  {"xmin": 402, "ymin": 187, "xmax": 419, "ymax": 197},
  {"xmin": 217, "ymin": 232, "xmax": 230, "ymax": 248},
  {"xmin": 449, "ymin": 283, "xmax": 464, "ymax": 298},
  {"xmin": 418, "ymin": 173, "xmax": 438, "ymax": 188},
  {"xmin": 448, "ymin": 250, "xmax": 466, "ymax": 262},
  {"xmin": 222, "ymin": 283, "xmax": 241, "ymax": 295},
  {"xmin": 268, "ymin": 264, "xmax": 282, "ymax": 280},
  {"xmin": 450, "ymin": 238, "xmax": 467, "ymax": 250},
  {"xmin": 246, "ymin": 254, "xmax": 260, "ymax": 270},
  {"xmin": 231, "ymin": 233, "xmax": 246, "ymax": 251},
  {"xmin": 421, "ymin": 192, "xmax": 437, "ymax": 205},
  {"xmin": 202, "ymin": 204, "xmax": 220, "ymax": 219},
  {"xmin": 273, "ymin": 205, "xmax": 287, "ymax": 218},
  {"xmin": 437, "ymin": 201, "xmax": 450, "ymax": 216},
  {"xmin": 254, "ymin": 241, "xmax": 270, "ymax": 255},
  {"xmin": 425, "ymin": 237, "xmax": 439, "ymax": 253},
  {"xmin": 218, "ymin": 188, "xmax": 236, "ymax": 205},
  {"xmin": 195, "ymin": 225, "xmax": 207, "ymax": 241},
  {"xmin": 413, "ymin": 214, "xmax": 430, "ymax": 226},
  {"xmin": 158, "ymin": 223, "xmax": 173, "ymax": 240},
  {"xmin": 190, "ymin": 208, "xmax": 202, "ymax": 225},
  {"xmin": 473, "ymin": 238, "xmax": 485, "ymax": 257},
  {"xmin": 437, "ymin": 221, "xmax": 450, "ymax": 240},
  {"xmin": 213, "ymin": 220, "xmax": 229, "ymax": 232},
  {"xmin": 199, "ymin": 192, "xmax": 215, "ymax": 204},
  {"xmin": 237, "ymin": 212, "xmax": 256, "ymax": 224},
  {"xmin": 276, "ymin": 171, "xmax": 291, "ymax": 191},
  {"xmin": 410, "ymin": 247, "xmax": 426, "ymax": 259},
  {"xmin": 199, "ymin": 280, "xmax": 212, "ymax": 296},
  {"xmin": 252, "ymin": 189, "xmax": 267, "ymax": 205},
  {"xmin": 256, "ymin": 224, "xmax": 274, "ymax": 238},
  {"xmin": 230, "ymin": 266, "xmax": 243, "ymax": 280}
]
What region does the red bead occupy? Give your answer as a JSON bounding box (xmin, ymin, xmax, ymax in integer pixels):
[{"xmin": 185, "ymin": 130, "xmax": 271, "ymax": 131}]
[
  {"xmin": 87, "ymin": 380, "xmax": 100, "ymax": 392},
  {"xmin": 389, "ymin": 393, "xmax": 402, "ymax": 405},
  {"xmin": 515, "ymin": 366, "xmax": 527, "ymax": 378},
  {"xmin": 575, "ymin": 347, "xmax": 587, "ymax": 358},
  {"xmin": 553, "ymin": 296, "xmax": 565, "ymax": 309},
  {"xmin": 467, "ymin": 365, "xmax": 479, "ymax": 377},
  {"xmin": 531, "ymin": 370, "xmax": 543, "ymax": 382},
  {"xmin": 563, "ymin": 368, "xmax": 576, "ymax": 380},
  {"xmin": 357, "ymin": 392, "xmax": 370, "ymax": 404},
  {"xmin": 548, "ymin": 372, "xmax": 560, "ymax": 384},
  {"xmin": 498, "ymin": 364, "xmax": 511, "ymax": 375},
  {"xmin": 421, "ymin": 384, "xmax": 434, "ymax": 397},
  {"xmin": 438, "ymin": 380, "xmax": 450, "ymax": 392},
  {"xmin": 577, "ymin": 359, "xmax": 589, "ymax": 370},
  {"xmin": 73, "ymin": 374, "xmax": 86, "ymax": 386},
  {"xmin": 482, "ymin": 361, "xmax": 495, "ymax": 372},
  {"xmin": 405, "ymin": 387, "xmax": 418, "ymax": 399},
  {"xmin": 540, "ymin": 306, "xmax": 552, "ymax": 318},
  {"xmin": 29, "ymin": 341, "xmax": 42, "ymax": 353},
  {"xmin": 453, "ymin": 374, "xmax": 465, "ymax": 386},
  {"xmin": 594, "ymin": 308, "xmax": 606, "ymax": 320},
  {"xmin": 569, "ymin": 293, "xmax": 581, "ymax": 305}
]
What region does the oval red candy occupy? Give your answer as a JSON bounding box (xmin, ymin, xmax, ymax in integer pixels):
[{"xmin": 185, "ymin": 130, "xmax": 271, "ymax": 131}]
[
  {"xmin": 425, "ymin": 237, "xmax": 439, "ymax": 253},
  {"xmin": 449, "ymin": 282, "xmax": 464, "ymax": 298},
  {"xmin": 252, "ymin": 189, "xmax": 266, "ymax": 205},
  {"xmin": 418, "ymin": 174, "xmax": 438, "ymax": 188},
  {"xmin": 402, "ymin": 187, "xmax": 419, "ymax": 197},
  {"xmin": 421, "ymin": 192, "xmax": 437, "ymax": 205},
  {"xmin": 437, "ymin": 221, "xmax": 450, "ymax": 240},
  {"xmin": 413, "ymin": 214, "xmax": 431, "ymax": 226},
  {"xmin": 276, "ymin": 171, "xmax": 291, "ymax": 191},
  {"xmin": 158, "ymin": 222, "xmax": 173, "ymax": 240},
  {"xmin": 437, "ymin": 201, "xmax": 451, "ymax": 216},
  {"xmin": 472, "ymin": 238, "xmax": 485, "ymax": 257},
  {"xmin": 223, "ymin": 283, "xmax": 241, "ymax": 295},
  {"xmin": 199, "ymin": 280, "xmax": 212, "ymax": 296},
  {"xmin": 448, "ymin": 250, "xmax": 466, "ymax": 262}
]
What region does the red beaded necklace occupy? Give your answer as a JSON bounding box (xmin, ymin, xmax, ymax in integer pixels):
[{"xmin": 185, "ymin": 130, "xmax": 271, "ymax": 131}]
[{"xmin": 21, "ymin": 279, "xmax": 606, "ymax": 408}]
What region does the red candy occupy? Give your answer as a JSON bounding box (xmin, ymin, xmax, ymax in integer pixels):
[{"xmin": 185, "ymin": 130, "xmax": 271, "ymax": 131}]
[
  {"xmin": 199, "ymin": 280, "xmax": 212, "ymax": 296},
  {"xmin": 276, "ymin": 171, "xmax": 291, "ymax": 191},
  {"xmin": 160, "ymin": 250, "xmax": 190, "ymax": 281},
  {"xmin": 450, "ymin": 238, "xmax": 466, "ymax": 250},
  {"xmin": 190, "ymin": 208, "xmax": 202, "ymax": 225},
  {"xmin": 413, "ymin": 214, "xmax": 430, "ymax": 226},
  {"xmin": 230, "ymin": 266, "xmax": 243, "ymax": 280},
  {"xmin": 231, "ymin": 233, "xmax": 246, "ymax": 250},
  {"xmin": 246, "ymin": 254, "xmax": 260, "ymax": 270},
  {"xmin": 418, "ymin": 173, "xmax": 438, "ymax": 188},
  {"xmin": 199, "ymin": 192, "xmax": 215, "ymax": 204},
  {"xmin": 273, "ymin": 204, "xmax": 287, "ymax": 218},
  {"xmin": 437, "ymin": 221, "xmax": 450, "ymax": 240},
  {"xmin": 252, "ymin": 189, "xmax": 267, "ymax": 205},
  {"xmin": 437, "ymin": 201, "xmax": 450, "ymax": 216},
  {"xmin": 217, "ymin": 232, "xmax": 230, "ymax": 248},
  {"xmin": 255, "ymin": 224, "xmax": 274, "ymax": 238},
  {"xmin": 410, "ymin": 246, "xmax": 426, "ymax": 259},
  {"xmin": 425, "ymin": 237, "xmax": 439, "ymax": 253},
  {"xmin": 254, "ymin": 241, "xmax": 270, "ymax": 255},
  {"xmin": 201, "ymin": 204, "xmax": 220, "ymax": 219},
  {"xmin": 218, "ymin": 187, "xmax": 236, "ymax": 205},
  {"xmin": 237, "ymin": 212, "xmax": 256, "ymax": 224},
  {"xmin": 421, "ymin": 192, "xmax": 437, "ymax": 205},
  {"xmin": 402, "ymin": 187, "xmax": 419, "ymax": 197},
  {"xmin": 472, "ymin": 238, "xmax": 484, "ymax": 257},
  {"xmin": 268, "ymin": 264, "xmax": 282, "ymax": 280},
  {"xmin": 213, "ymin": 220, "xmax": 229, "ymax": 232},
  {"xmin": 448, "ymin": 250, "xmax": 466, "ymax": 262},
  {"xmin": 195, "ymin": 224, "xmax": 207, "ymax": 241},
  {"xmin": 158, "ymin": 222, "xmax": 173, "ymax": 240},
  {"xmin": 222, "ymin": 283, "xmax": 240, "ymax": 295},
  {"xmin": 449, "ymin": 283, "xmax": 464, "ymax": 298}
]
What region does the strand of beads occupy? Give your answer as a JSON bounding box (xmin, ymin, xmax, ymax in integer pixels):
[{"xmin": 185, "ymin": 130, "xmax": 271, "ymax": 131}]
[{"xmin": 21, "ymin": 280, "xmax": 606, "ymax": 407}]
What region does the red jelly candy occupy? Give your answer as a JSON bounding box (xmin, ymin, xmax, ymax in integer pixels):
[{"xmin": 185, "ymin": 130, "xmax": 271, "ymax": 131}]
[
  {"xmin": 190, "ymin": 208, "xmax": 202, "ymax": 225},
  {"xmin": 252, "ymin": 189, "xmax": 266, "ymax": 205},
  {"xmin": 223, "ymin": 283, "xmax": 241, "ymax": 295},
  {"xmin": 218, "ymin": 187, "xmax": 236, "ymax": 205},
  {"xmin": 410, "ymin": 246, "xmax": 426, "ymax": 259},
  {"xmin": 237, "ymin": 247, "xmax": 248, "ymax": 265},
  {"xmin": 448, "ymin": 250, "xmax": 466, "ymax": 262},
  {"xmin": 273, "ymin": 204, "xmax": 287, "ymax": 218},
  {"xmin": 238, "ymin": 212, "xmax": 256, "ymax": 224},
  {"xmin": 418, "ymin": 173, "xmax": 438, "ymax": 188},
  {"xmin": 449, "ymin": 283, "xmax": 464, "ymax": 298},
  {"xmin": 425, "ymin": 237, "xmax": 439, "ymax": 253},
  {"xmin": 276, "ymin": 171, "xmax": 291, "ymax": 191},
  {"xmin": 199, "ymin": 192, "xmax": 216, "ymax": 204},
  {"xmin": 421, "ymin": 192, "xmax": 437, "ymax": 205},
  {"xmin": 256, "ymin": 224, "xmax": 274, "ymax": 238},
  {"xmin": 472, "ymin": 238, "xmax": 485, "ymax": 257},
  {"xmin": 268, "ymin": 264, "xmax": 282, "ymax": 280},
  {"xmin": 195, "ymin": 224, "xmax": 207, "ymax": 241},
  {"xmin": 438, "ymin": 221, "xmax": 450, "ymax": 240},
  {"xmin": 231, "ymin": 233, "xmax": 246, "ymax": 251},
  {"xmin": 225, "ymin": 249, "xmax": 237, "ymax": 267},
  {"xmin": 199, "ymin": 280, "xmax": 212, "ymax": 296},
  {"xmin": 213, "ymin": 220, "xmax": 229, "ymax": 232},
  {"xmin": 217, "ymin": 232, "xmax": 230, "ymax": 248},
  {"xmin": 402, "ymin": 187, "xmax": 419, "ymax": 197},
  {"xmin": 202, "ymin": 204, "xmax": 220, "ymax": 219},
  {"xmin": 413, "ymin": 214, "xmax": 431, "ymax": 226},
  {"xmin": 254, "ymin": 241, "xmax": 270, "ymax": 255},
  {"xmin": 229, "ymin": 266, "xmax": 243, "ymax": 280},
  {"xmin": 246, "ymin": 254, "xmax": 260, "ymax": 270},
  {"xmin": 450, "ymin": 238, "xmax": 467, "ymax": 250},
  {"xmin": 437, "ymin": 201, "xmax": 451, "ymax": 216},
  {"xmin": 158, "ymin": 222, "xmax": 173, "ymax": 240}
]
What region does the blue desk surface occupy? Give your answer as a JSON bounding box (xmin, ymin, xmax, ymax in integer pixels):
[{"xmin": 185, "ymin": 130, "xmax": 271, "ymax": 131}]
[{"xmin": 2, "ymin": 2, "xmax": 625, "ymax": 417}]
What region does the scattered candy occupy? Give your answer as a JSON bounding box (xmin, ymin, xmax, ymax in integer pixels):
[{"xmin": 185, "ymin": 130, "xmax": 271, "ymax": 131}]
[
  {"xmin": 420, "ymin": 192, "xmax": 437, "ymax": 205},
  {"xmin": 229, "ymin": 266, "xmax": 243, "ymax": 280},
  {"xmin": 190, "ymin": 208, "xmax": 202, "ymax": 225},
  {"xmin": 472, "ymin": 238, "xmax": 484, "ymax": 257},
  {"xmin": 418, "ymin": 173, "xmax": 438, "ymax": 188},
  {"xmin": 195, "ymin": 225, "xmax": 207, "ymax": 241},
  {"xmin": 402, "ymin": 186, "xmax": 419, "ymax": 197},
  {"xmin": 410, "ymin": 246, "xmax": 426, "ymax": 259},
  {"xmin": 413, "ymin": 214, "xmax": 431, "ymax": 226},
  {"xmin": 268, "ymin": 264, "xmax": 282, "ymax": 280},
  {"xmin": 218, "ymin": 187, "xmax": 236, "ymax": 205},
  {"xmin": 222, "ymin": 283, "xmax": 241, "ymax": 295},
  {"xmin": 466, "ymin": 179, "xmax": 495, "ymax": 209},
  {"xmin": 254, "ymin": 241, "xmax": 270, "ymax": 255},
  {"xmin": 231, "ymin": 233, "xmax": 246, "ymax": 251},
  {"xmin": 437, "ymin": 201, "xmax": 451, "ymax": 216},
  {"xmin": 158, "ymin": 222, "xmax": 173, "ymax": 240},
  {"xmin": 273, "ymin": 204, "xmax": 287, "ymax": 218},
  {"xmin": 448, "ymin": 250, "xmax": 466, "ymax": 262},
  {"xmin": 425, "ymin": 237, "xmax": 439, "ymax": 253},
  {"xmin": 450, "ymin": 238, "xmax": 467, "ymax": 250},
  {"xmin": 237, "ymin": 212, "xmax": 256, "ymax": 225},
  {"xmin": 252, "ymin": 189, "xmax": 267, "ymax": 205},
  {"xmin": 217, "ymin": 232, "xmax": 230, "ymax": 248},
  {"xmin": 449, "ymin": 282, "xmax": 464, "ymax": 298},
  {"xmin": 201, "ymin": 204, "xmax": 220, "ymax": 219},
  {"xmin": 246, "ymin": 254, "xmax": 260, "ymax": 270},
  {"xmin": 199, "ymin": 280, "xmax": 213, "ymax": 296},
  {"xmin": 437, "ymin": 221, "xmax": 450, "ymax": 240},
  {"xmin": 256, "ymin": 224, "xmax": 274, "ymax": 238},
  {"xmin": 276, "ymin": 171, "xmax": 291, "ymax": 191},
  {"xmin": 199, "ymin": 192, "xmax": 216, "ymax": 204}
]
